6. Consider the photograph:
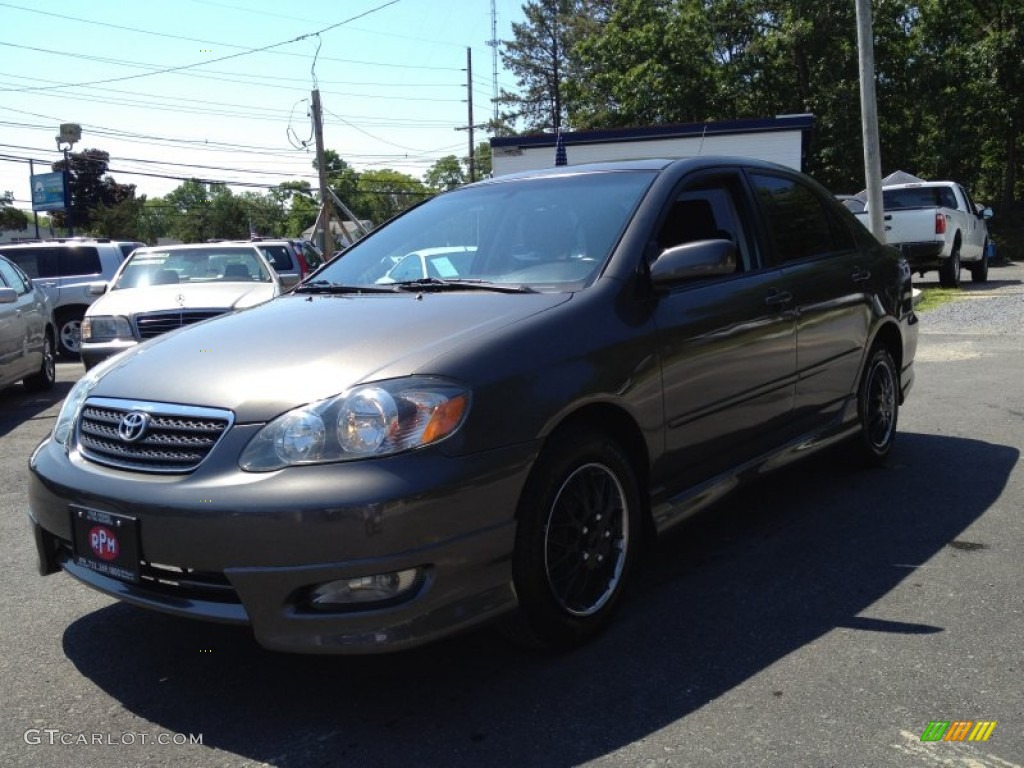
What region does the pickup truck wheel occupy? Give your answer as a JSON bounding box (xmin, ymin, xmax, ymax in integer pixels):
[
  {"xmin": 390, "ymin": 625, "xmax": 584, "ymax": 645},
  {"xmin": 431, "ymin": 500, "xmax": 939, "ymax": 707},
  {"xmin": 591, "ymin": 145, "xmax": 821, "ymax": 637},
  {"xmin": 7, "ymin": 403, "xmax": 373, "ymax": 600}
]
[
  {"xmin": 938, "ymin": 243, "xmax": 961, "ymax": 288},
  {"xmin": 501, "ymin": 427, "xmax": 640, "ymax": 650},
  {"xmin": 970, "ymin": 242, "xmax": 989, "ymax": 282},
  {"xmin": 854, "ymin": 345, "xmax": 899, "ymax": 466}
]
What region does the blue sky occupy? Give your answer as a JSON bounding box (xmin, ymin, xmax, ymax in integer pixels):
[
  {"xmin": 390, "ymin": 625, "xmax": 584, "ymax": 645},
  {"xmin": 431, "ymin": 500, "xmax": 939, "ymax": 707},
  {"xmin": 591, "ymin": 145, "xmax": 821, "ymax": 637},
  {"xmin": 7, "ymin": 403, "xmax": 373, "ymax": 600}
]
[{"xmin": 0, "ymin": 0, "xmax": 524, "ymax": 211}]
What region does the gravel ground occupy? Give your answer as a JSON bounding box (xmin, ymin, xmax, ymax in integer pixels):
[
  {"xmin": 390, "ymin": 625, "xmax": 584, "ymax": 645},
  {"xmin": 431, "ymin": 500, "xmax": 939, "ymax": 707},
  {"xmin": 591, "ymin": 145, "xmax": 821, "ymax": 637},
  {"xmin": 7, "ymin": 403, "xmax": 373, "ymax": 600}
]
[{"xmin": 914, "ymin": 259, "xmax": 1024, "ymax": 336}]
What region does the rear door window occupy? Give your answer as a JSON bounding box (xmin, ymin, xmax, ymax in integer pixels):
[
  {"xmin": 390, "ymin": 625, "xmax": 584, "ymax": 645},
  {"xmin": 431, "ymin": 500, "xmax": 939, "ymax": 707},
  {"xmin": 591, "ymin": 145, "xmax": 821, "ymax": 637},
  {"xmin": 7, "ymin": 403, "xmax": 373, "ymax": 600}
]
[
  {"xmin": 749, "ymin": 173, "xmax": 854, "ymax": 265},
  {"xmin": 57, "ymin": 247, "xmax": 102, "ymax": 277}
]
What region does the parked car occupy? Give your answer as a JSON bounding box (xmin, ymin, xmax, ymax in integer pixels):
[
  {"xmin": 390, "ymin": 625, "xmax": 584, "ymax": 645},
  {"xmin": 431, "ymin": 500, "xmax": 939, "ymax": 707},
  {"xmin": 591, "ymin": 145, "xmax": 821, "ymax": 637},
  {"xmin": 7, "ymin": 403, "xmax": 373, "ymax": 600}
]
[
  {"xmin": 852, "ymin": 180, "xmax": 991, "ymax": 287},
  {"xmin": 0, "ymin": 238, "xmax": 126, "ymax": 358},
  {"xmin": 375, "ymin": 246, "xmax": 476, "ymax": 284},
  {"xmin": 243, "ymin": 238, "xmax": 325, "ymax": 287},
  {"xmin": 28, "ymin": 158, "xmax": 917, "ymax": 654},
  {"xmin": 79, "ymin": 243, "xmax": 282, "ymax": 370},
  {"xmin": 0, "ymin": 254, "xmax": 55, "ymax": 392}
]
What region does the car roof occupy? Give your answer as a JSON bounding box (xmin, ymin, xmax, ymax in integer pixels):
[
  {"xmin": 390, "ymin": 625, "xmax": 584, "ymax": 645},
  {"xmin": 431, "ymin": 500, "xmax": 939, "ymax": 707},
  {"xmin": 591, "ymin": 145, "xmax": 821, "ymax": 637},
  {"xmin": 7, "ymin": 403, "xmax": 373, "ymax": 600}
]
[{"xmin": 473, "ymin": 155, "xmax": 799, "ymax": 185}]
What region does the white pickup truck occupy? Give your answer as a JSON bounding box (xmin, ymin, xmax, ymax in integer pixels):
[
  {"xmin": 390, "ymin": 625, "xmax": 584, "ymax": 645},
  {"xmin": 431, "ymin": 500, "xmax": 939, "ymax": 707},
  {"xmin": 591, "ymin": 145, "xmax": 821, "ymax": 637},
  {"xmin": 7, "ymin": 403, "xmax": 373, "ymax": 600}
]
[{"xmin": 852, "ymin": 181, "xmax": 992, "ymax": 288}]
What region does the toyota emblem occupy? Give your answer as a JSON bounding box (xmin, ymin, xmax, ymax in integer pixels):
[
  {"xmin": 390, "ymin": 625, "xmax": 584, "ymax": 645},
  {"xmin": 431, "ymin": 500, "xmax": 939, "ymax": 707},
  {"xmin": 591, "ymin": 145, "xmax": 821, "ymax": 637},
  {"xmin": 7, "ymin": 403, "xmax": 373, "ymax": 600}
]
[{"xmin": 118, "ymin": 411, "xmax": 150, "ymax": 443}]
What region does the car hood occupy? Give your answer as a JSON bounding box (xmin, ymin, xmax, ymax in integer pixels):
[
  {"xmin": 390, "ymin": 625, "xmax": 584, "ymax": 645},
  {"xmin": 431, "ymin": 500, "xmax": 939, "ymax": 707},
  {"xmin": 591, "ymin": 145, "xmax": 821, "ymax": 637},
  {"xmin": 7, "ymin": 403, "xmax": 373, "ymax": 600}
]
[
  {"xmin": 88, "ymin": 282, "xmax": 279, "ymax": 316},
  {"xmin": 90, "ymin": 291, "xmax": 572, "ymax": 422}
]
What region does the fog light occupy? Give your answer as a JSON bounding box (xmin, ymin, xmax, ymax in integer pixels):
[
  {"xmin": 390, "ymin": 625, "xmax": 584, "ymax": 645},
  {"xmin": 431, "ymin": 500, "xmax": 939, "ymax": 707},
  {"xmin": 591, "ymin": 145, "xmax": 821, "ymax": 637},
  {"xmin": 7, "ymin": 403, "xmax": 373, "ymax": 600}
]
[{"xmin": 308, "ymin": 568, "xmax": 422, "ymax": 608}]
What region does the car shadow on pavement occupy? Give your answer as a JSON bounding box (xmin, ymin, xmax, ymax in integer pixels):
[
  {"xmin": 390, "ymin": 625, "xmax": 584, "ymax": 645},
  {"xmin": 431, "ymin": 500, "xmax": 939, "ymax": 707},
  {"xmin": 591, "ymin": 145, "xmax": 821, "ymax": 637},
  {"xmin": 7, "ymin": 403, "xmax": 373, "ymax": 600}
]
[
  {"xmin": 61, "ymin": 431, "xmax": 1018, "ymax": 768},
  {"xmin": 0, "ymin": 380, "xmax": 74, "ymax": 439}
]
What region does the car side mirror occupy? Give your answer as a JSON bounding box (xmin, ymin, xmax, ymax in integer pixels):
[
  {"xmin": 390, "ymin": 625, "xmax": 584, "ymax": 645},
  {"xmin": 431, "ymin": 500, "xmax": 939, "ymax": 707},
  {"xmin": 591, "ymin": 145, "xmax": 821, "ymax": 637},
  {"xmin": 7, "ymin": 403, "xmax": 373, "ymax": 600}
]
[
  {"xmin": 0, "ymin": 286, "xmax": 17, "ymax": 304},
  {"xmin": 87, "ymin": 281, "xmax": 108, "ymax": 296},
  {"xmin": 278, "ymin": 274, "xmax": 300, "ymax": 290},
  {"xmin": 982, "ymin": 207, "xmax": 993, "ymax": 220},
  {"xmin": 650, "ymin": 239, "xmax": 737, "ymax": 288}
]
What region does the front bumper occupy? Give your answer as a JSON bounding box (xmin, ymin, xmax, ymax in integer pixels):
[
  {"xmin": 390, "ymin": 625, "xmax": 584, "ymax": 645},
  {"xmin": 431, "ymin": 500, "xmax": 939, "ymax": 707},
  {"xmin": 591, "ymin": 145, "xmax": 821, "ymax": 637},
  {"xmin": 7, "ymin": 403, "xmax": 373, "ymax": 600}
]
[
  {"xmin": 29, "ymin": 432, "xmax": 535, "ymax": 653},
  {"xmin": 80, "ymin": 339, "xmax": 137, "ymax": 369}
]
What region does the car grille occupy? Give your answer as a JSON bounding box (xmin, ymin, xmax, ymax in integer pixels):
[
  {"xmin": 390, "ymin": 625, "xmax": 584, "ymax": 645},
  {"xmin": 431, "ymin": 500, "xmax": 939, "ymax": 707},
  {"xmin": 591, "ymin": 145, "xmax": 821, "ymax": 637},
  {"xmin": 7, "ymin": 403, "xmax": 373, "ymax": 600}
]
[
  {"xmin": 76, "ymin": 397, "xmax": 233, "ymax": 473},
  {"xmin": 135, "ymin": 309, "xmax": 226, "ymax": 340}
]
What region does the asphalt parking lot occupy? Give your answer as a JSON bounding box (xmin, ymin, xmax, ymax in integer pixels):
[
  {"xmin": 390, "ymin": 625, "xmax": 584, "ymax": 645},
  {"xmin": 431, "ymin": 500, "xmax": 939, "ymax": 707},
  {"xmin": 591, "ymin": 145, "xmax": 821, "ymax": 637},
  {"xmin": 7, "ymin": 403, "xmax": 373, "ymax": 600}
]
[{"xmin": 1, "ymin": 262, "xmax": 1022, "ymax": 768}]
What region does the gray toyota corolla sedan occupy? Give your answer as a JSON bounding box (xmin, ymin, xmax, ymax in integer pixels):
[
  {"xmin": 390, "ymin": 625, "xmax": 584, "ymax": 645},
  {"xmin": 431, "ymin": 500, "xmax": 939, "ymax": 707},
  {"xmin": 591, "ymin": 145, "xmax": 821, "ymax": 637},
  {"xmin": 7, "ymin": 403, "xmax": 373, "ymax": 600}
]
[{"xmin": 28, "ymin": 158, "xmax": 917, "ymax": 654}]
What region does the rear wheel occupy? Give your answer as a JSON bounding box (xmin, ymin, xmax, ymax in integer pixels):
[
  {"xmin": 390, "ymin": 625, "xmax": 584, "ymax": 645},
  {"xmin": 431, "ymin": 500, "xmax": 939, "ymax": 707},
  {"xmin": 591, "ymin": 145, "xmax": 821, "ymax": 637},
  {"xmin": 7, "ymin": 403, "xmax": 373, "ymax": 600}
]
[
  {"xmin": 501, "ymin": 427, "xmax": 641, "ymax": 650},
  {"xmin": 969, "ymin": 241, "xmax": 989, "ymax": 282},
  {"xmin": 938, "ymin": 242, "xmax": 961, "ymax": 288},
  {"xmin": 854, "ymin": 345, "xmax": 899, "ymax": 466},
  {"xmin": 23, "ymin": 333, "xmax": 56, "ymax": 392}
]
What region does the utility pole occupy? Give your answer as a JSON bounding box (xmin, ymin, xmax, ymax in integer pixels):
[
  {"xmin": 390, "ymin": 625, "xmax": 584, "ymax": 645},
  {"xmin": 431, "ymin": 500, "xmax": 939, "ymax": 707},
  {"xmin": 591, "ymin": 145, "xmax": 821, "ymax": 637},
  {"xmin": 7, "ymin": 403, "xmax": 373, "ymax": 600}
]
[
  {"xmin": 855, "ymin": 0, "xmax": 885, "ymax": 243},
  {"xmin": 311, "ymin": 89, "xmax": 334, "ymax": 256},
  {"xmin": 455, "ymin": 48, "xmax": 487, "ymax": 183}
]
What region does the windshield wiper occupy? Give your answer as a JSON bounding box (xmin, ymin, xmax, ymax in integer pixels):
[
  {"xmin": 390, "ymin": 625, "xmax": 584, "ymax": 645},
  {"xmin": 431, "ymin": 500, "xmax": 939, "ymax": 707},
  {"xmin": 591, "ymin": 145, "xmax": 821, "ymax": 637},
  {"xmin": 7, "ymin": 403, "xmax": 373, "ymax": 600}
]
[
  {"xmin": 295, "ymin": 280, "xmax": 397, "ymax": 294},
  {"xmin": 392, "ymin": 277, "xmax": 535, "ymax": 294}
]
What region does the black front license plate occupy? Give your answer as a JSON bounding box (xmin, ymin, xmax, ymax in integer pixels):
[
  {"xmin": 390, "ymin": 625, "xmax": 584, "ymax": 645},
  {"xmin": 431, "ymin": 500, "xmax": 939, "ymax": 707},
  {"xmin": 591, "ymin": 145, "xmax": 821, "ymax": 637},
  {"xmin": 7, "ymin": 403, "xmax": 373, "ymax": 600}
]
[{"xmin": 70, "ymin": 506, "xmax": 140, "ymax": 583}]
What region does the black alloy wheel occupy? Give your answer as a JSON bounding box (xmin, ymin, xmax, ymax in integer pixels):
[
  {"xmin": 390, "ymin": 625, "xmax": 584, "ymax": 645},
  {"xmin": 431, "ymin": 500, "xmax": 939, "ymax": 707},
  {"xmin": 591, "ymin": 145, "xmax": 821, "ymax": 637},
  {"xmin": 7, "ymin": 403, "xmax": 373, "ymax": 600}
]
[
  {"xmin": 855, "ymin": 345, "xmax": 898, "ymax": 465},
  {"xmin": 503, "ymin": 427, "xmax": 641, "ymax": 649}
]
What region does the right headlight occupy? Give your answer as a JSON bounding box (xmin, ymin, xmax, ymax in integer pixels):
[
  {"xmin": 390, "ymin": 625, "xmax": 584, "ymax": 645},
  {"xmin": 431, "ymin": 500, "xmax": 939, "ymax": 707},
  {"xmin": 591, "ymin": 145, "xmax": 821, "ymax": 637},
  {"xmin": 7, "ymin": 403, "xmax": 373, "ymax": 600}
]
[
  {"xmin": 81, "ymin": 315, "xmax": 133, "ymax": 343},
  {"xmin": 239, "ymin": 377, "xmax": 470, "ymax": 471},
  {"xmin": 53, "ymin": 366, "xmax": 104, "ymax": 446}
]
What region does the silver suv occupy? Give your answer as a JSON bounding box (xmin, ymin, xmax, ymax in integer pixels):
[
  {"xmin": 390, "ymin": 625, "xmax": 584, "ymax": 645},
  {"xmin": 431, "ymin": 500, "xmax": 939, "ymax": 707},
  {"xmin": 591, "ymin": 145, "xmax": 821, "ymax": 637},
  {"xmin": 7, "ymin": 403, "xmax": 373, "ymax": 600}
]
[{"xmin": 0, "ymin": 239, "xmax": 126, "ymax": 358}]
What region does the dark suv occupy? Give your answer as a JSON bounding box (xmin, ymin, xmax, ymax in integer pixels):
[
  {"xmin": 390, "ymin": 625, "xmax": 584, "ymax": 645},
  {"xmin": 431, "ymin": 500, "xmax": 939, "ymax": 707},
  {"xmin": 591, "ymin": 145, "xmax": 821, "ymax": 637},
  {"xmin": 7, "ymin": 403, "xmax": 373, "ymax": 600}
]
[{"xmin": 0, "ymin": 239, "xmax": 125, "ymax": 357}]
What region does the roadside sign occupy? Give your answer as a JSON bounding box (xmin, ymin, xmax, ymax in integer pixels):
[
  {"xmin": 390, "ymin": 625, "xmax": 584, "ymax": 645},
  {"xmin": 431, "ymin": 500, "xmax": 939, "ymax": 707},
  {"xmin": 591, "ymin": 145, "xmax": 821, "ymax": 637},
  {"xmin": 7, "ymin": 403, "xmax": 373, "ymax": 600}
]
[{"xmin": 31, "ymin": 171, "xmax": 66, "ymax": 212}]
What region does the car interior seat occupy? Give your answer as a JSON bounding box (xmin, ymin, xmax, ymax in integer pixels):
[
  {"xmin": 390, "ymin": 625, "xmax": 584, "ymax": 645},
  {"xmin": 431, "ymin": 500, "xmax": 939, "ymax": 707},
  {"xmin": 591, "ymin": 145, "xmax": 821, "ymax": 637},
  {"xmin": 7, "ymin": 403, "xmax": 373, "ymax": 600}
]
[
  {"xmin": 152, "ymin": 269, "xmax": 180, "ymax": 285},
  {"xmin": 222, "ymin": 263, "xmax": 251, "ymax": 280}
]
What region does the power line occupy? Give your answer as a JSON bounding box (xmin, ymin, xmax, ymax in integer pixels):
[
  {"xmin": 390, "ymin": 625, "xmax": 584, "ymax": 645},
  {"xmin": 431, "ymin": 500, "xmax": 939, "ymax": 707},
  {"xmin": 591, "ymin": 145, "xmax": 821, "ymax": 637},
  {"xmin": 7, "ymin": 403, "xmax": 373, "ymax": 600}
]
[{"xmin": 0, "ymin": 0, "xmax": 404, "ymax": 94}]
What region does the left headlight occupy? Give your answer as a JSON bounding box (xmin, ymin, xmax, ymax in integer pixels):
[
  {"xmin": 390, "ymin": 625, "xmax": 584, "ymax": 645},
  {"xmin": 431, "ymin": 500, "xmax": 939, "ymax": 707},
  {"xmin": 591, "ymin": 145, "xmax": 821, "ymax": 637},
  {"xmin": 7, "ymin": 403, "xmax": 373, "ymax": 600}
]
[
  {"xmin": 81, "ymin": 315, "xmax": 133, "ymax": 343},
  {"xmin": 239, "ymin": 377, "xmax": 470, "ymax": 471}
]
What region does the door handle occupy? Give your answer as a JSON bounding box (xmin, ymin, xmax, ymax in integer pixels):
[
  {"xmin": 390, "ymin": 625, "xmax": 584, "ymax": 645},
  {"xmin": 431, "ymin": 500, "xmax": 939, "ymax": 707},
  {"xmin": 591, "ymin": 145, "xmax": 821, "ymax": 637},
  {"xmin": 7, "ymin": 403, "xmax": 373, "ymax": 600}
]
[
  {"xmin": 764, "ymin": 289, "xmax": 792, "ymax": 307},
  {"xmin": 852, "ymin": 268, "xmax": 871, "ymax": 282}
]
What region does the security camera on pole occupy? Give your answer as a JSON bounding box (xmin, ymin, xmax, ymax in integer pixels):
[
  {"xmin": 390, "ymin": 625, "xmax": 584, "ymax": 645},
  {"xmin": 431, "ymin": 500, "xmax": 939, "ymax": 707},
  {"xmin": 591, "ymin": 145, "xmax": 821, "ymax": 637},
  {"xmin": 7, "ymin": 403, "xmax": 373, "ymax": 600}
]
[{"xmin": 55, "ymin": 123, "xmax": 81, "ymax": 237}]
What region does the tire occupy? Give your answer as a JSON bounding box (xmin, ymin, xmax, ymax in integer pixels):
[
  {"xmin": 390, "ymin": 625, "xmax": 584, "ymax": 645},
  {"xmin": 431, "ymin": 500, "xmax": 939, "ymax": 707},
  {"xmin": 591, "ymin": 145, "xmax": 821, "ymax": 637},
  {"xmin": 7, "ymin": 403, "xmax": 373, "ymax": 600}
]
[
  {"xmin": 56, "ymin": 310, "xmax": 84, "ymax": 359},
  {"xmin": 969, "ymin": 241, "xmax": 989, "ymax": 283},
  {"xmin": 854, "ymin": 345, "xmax": 899, "ymax": 466},
  {"xmin": 23, "ymin": 333, "xmax": 56, "ymax": 393},
  {"xmin": 938, "ymin": 241, "xmax": 961, "ymax": 288},
  {"xmin": 501, "ymin": 427, "xmax": 641, "ymax": 650}
]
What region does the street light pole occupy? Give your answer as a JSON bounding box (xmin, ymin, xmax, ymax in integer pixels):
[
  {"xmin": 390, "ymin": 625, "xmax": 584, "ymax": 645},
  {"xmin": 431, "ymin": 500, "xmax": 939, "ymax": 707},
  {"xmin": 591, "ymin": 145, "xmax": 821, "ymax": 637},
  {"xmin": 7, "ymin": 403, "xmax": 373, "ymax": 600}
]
[{"xmin": 55, "ymin": 123, "xmax": 81, "ymax": 238}]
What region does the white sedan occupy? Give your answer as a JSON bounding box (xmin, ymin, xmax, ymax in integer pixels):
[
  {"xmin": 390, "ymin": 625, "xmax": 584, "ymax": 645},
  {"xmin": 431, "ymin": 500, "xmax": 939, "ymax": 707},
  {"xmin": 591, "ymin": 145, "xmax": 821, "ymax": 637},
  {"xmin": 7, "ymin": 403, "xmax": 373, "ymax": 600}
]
[{"xmin": 80, "ymin": 243, "xmax": 282, "ymax": 370}]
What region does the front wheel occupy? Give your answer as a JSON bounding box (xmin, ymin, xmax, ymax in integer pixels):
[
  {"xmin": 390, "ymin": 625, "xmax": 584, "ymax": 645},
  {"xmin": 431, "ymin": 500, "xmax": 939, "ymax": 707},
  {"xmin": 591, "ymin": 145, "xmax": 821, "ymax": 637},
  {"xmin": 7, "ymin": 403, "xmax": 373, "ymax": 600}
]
[
  {"xmin": 854, "ymin": 346, "xmax": 899, "ymax": 466},
  {"xmin": 502, "ymin": 427, "xmax": 641, "ymax": 650}
]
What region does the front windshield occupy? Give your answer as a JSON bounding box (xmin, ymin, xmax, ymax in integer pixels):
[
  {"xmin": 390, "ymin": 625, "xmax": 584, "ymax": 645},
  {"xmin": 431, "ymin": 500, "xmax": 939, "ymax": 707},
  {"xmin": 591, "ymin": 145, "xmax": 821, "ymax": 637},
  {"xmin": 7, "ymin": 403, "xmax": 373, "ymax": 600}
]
[
  {"xmin": 114, "ymin": 247, "xmax": 272, "ymax": 289},
  {"xmin": 314, "ymin": 171, "xmax": 655, "ymax": 291}
]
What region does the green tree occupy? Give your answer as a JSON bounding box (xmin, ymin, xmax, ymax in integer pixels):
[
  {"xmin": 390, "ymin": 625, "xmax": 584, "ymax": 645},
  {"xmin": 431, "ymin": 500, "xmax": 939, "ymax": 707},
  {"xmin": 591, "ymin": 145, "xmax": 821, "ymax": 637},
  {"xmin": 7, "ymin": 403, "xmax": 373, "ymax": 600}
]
[
  {"xmin": 568, "ymin": 0, "xmax": 719, "ymax": 129},
  {"xmin": 424, "ymin": 155, "xmax": 466, "ymax": 191},
  {"xmin": 356, "ymin": 170, "xmax": 430, "ymax": 225},
  {"xmin": 499, "ymin": 0, "xmax": 609, "ymax": 132},
  {"xmin": 467, "ymin": 141, "xmax": 493, "ymax": 180},
  {"xmin": 49, "ymin": 149, "xmax": 136, "ymax": 232},
  {"xmin": 1, "ymin": 190, "xmax": 28, "ymax": 231},
  {"xmin": 138, "ymin": 197, "xmax": 172, "ymax": 244},
  {"xmin": 90, "ymin": 194, "xmax": 147, "ymax": 240},
  {"xmin": 274, "ymin": 181, "xmax": 319, "ymax": 237}
]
